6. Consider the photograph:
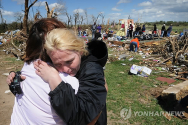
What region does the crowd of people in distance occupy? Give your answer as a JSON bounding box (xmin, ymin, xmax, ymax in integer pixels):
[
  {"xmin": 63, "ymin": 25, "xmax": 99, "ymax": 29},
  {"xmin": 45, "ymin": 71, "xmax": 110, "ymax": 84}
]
[{"xmin": 78, "ymin": 21, "xmax": 185, "ymax": 43}]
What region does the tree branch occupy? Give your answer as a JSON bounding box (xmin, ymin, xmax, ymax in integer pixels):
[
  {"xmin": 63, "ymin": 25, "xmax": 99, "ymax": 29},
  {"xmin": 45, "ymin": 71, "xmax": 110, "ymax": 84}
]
[
  {"xmin": 28, "ymin": 0, "xmax": 38, "ymax": 10},
  {"xmin": 45, "ymin": 1, "xmax": 50, "ymax": 13}
]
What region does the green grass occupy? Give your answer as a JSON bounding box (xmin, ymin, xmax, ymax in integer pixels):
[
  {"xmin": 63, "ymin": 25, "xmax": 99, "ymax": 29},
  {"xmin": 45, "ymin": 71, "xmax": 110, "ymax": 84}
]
[
  {"xmin": 105, "ymin": 57, "xmax": 188, "ymax": 124},
  {"xmin": 146, "ymin": 24, "xmax": 188, "ymax": 33},
  {"xmin": 1, "ymin": 47, "xmax": 188, "ymax": 124}
]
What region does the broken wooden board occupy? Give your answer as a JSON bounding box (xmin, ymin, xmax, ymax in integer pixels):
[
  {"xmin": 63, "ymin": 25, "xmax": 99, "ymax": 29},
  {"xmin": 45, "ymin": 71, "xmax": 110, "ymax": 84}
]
[{"xmin": 161, "ymin": 80, "xmax": 188, "ymax": 102}]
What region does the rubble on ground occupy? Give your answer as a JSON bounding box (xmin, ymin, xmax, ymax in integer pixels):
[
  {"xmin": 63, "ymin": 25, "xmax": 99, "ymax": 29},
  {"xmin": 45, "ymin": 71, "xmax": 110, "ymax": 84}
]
[{"xmin": 0, "ymin": 30, "xmax": 27, "ymax": 60}]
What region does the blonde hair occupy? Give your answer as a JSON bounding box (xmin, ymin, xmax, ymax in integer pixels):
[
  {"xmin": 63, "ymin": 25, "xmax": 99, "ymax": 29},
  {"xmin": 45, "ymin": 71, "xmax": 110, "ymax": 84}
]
[{"xmin": 45, "ymin": 28, "xmax": 88, "ymax": 56}]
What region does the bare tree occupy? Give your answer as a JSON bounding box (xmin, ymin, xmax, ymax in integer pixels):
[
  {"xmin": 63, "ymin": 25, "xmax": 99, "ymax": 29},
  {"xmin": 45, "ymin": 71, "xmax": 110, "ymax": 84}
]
[
  {"xmin": 84, "ymin": 9, "xmax": 88, "ymax": 25},
  {"xmin": 14, "ymin": 12, "xmax": 24, "ymax": 29},
  {"xmin": 15, "ymin": 12, "xmax": 24, "ymax": 22},
  {"xmin": 34, "ymin": 10, "xmax": 42, "ymax": 22},
  {"xmin": 91, "ymin": 15, "xmax": 96, "ymax": 24},
  {"xmin": 23, "ymin": 0, "xmax": 38, "ymax": 34},
  {"xmin": 54, "ymin": 0, "xmax": 66, "ymax": 16},
  {"xmin": 0, "ymin": 10, "xmax": 3, "ymax": 24},
  {"xmin": 0, "ymin": 0, "xmax": 3, "ymax": 24},
  {"xmin": 0, "ymin": 0, "xmax": 2, "ymax": 8},
  {"xmin": 65, "ymin": 11, "xmax": 72, "ymax": 27},
  {"xmin": 91, "ymin": 12, "xmax": 102, "ymax": 24},
  {"xmin": 45, "ymin": 2, "xmax": 56, "ymax": 18},
  {"xmin": 73, "ymin": 9, "xmax": 79, "ymax": 26},
  {"xmin": 80, "ymin": 15, "xmax": 84, "ymax": 25},
  {"xmin": 101, "ymin": 13, "xmax": 105, "ymax": 25}
]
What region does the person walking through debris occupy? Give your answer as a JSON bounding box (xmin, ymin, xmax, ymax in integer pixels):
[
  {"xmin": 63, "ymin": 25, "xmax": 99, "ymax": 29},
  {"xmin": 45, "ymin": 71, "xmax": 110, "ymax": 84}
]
[
  {"xmin": 153, "ymin": 24, "xmax": 157, "ymax": 34},
  {"xmin": 142, "ymin": 24, "xmax": 146, "ymax": 34},
  {"xmin": 129, "ymin": 23, "xmax": 133, "ymax": 38},
  {"xmin": 129, "ymin": 37, "xmax": 139, "ymax": 52},
  {"xmin": 167, "ymin": 24, "xmax": 173, "ymax": 37},
  {"xmin": 7, "ymin": 19, "xmax": 108, "ymax": 125},
  {"xmin": 161, "ymin": 24, "xmax": 166, "ymax": 37},
  {"xmin": 91, "ymin": 22, "xmax": 97, "ymax": 39}
]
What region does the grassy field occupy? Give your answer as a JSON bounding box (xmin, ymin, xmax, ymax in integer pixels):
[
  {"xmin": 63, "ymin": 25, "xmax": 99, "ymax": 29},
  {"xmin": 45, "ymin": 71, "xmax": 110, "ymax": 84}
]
[
  {"xmin": 1, "ymin": 45, "xmax": 188, "ymax": 124},
  {"xmin": 146, "ymin": 24, "xmax": 188, "ymax": 33},
  {"xmin": 105, "ymin": 52, "xmax": 188, "ymax": 124}
]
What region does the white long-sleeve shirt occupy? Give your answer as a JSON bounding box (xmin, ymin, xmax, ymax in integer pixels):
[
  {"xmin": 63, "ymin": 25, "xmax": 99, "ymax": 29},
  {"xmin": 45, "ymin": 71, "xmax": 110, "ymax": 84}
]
[{"xmin": 11, "ymin": 61, "xmax": 79, "ymax": 125}]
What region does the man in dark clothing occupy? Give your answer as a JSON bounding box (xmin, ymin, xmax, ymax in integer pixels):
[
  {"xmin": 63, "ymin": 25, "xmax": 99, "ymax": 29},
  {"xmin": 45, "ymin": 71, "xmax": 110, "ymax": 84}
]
[
  {"xmin": 142, "ymin": 24, "xmax": 146, "ymax": 34},
  {"xmin": 153, "ymin": 24, "xmax": 157, "ymax": 34},
  {"xmin": 91, "ymin": 22, "xmax": 97, "ymax": 39},
  {"xmin": 135, "ymin": 25, "xmax": 141, "ymax": 36},
  {"xmin": 129, "ymin": 24, "xmax": 133, "ymax": 38},
  {"xmin": 95, "ymin": 29, "xmax": 101, "ymax": 39},
  {"xmin": 161, "ymin": 24, "xmax": 166, "ymax": 37}
]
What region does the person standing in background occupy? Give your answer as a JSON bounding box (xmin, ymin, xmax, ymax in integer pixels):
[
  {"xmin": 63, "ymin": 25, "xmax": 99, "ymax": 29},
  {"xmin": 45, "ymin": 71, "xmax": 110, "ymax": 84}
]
[
  {"xmin": 129, "ymin": 24, "xmax": 133, "ymax": 38},
  {"xmin": 161, "ymin": 24, "xmax": 166, "ymax": 37},
  {"xmin": 142, "ymin": 24, "xmax": 145, "ymax": 34},
  {"xmin": 167, "ymin": 24, "xmax": 173, "ymax": 37},
  {"xmin": 153, "ymin": 24, "xmax": 157, "ymax": 34},
  {"xmin": 91, "ymin": 22, "xmax": 97, "ymax": 39},
  {"xmin": 95, "ymin": 29, "xmax": 101, "ymax": 39},
  {"xmin": 97, "ymin": 25, "xmax": 102, "ymax": 33},
  {"xmin": 135, "ymin": 25, "xmax": 141, "ymax": 36}
]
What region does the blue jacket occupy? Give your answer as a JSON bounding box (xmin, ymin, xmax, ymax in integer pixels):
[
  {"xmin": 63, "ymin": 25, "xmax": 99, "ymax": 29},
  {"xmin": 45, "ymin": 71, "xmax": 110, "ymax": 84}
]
[
  {"xmin": 167, "ymin": 26, "xmax": 172, "ymax": 32},
  {"xmin": 142, "ymin": 25, "xmax": 145, "ymax": 31},
  {"xmin": 180, "ymin": 32, "xmax": 184, "ymax": 37}
]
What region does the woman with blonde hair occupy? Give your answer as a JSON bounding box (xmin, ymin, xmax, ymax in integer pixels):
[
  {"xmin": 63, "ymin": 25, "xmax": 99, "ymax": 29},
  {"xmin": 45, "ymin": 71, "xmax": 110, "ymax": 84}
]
[
  {"xmin": 34, "ymin": 28, "xmax": 108, "ymax": 125},
  {"xmin": 7, "ymin": 20, "xmax": 108, "ymax": 124}
]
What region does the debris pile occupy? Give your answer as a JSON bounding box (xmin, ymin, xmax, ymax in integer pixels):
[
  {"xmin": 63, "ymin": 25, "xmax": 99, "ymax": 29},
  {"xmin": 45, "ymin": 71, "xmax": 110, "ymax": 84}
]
[{"xmin": 0, "ymin": 30, "xmax": 28, "ymax": 60}]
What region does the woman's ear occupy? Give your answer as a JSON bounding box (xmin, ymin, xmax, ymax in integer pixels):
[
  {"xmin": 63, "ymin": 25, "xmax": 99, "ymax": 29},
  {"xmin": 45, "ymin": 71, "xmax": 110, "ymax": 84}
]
[
  {"xmin": 79, "ymin": 52, "xmax": 83, "ymax": 56},
  {"xmin": 75, "ymin": 51, "xmax": 83, "ymax": 58}
]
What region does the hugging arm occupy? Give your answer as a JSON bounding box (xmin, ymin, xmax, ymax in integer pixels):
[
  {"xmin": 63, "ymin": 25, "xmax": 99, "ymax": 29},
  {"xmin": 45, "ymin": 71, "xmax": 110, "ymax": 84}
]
[{"xmin": 49, "ymin": 63, "xmax": 107, "ymax": 125}]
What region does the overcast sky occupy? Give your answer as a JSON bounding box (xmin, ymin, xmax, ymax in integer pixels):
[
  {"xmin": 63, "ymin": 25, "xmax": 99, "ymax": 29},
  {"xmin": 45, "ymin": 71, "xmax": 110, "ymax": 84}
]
[{"xmin": 1, "ymin": 0, "xmax": 188, "ymax": 24}]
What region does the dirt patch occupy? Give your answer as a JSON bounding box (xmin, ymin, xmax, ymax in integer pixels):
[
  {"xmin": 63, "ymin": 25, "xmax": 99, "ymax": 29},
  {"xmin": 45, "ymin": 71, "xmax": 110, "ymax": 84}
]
[
  {"xmin": 150, "ymin": 86, "xmax": 169, "ymax": 98},
  {"xmin": 0, "ymin": 60, "xmax": 14, "ymax": 125},
  {"xmin": 0, "ymin": 52, "xmax": 23, "ymax": 125}
]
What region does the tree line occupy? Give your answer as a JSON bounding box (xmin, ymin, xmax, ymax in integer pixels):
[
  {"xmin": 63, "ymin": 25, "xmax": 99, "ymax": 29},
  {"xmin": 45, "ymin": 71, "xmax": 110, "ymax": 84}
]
[
  {"xmin": 144, "ymin": 21, "xmax": 188, "ymax": 26},
  {"xmin": 0, "ymin": 0, "xmax": 188, "ymax": 33}
]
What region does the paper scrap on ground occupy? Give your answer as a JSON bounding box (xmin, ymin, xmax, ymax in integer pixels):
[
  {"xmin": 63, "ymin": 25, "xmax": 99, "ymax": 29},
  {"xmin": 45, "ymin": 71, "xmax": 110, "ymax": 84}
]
[
  {"xmin": 130, "ymin": 64, "xmax": 152, "ymax": 77},
  {"xmin": 5, "ymin": 90, "xmax": 11, "ymax": 94}
]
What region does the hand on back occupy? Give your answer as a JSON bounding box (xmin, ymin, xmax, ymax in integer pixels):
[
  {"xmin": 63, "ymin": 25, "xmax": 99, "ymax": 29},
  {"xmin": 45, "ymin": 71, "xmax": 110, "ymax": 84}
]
[{"xmin": 34, "ymin": 60, "xmax": 60, "ymax": 83}]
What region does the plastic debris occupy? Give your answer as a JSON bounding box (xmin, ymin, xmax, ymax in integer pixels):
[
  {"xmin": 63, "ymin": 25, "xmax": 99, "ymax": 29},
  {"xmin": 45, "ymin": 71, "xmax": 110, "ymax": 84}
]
[
  {"xmin": 130, "ymin": 64, "xmax": 152, "ymax": 77},
  {"xmin": 129, "ymin": 58, "xmax": 134, "ymax": 61}
]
